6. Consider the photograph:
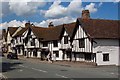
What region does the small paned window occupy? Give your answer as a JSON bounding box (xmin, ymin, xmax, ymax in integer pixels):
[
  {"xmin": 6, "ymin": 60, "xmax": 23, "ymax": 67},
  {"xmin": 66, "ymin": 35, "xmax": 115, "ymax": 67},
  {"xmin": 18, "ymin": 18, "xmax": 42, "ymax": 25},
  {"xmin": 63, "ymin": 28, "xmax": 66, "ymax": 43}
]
[
  {"xmin": 64, "ymin": 36, "xmax": 68, "ymax": 44},
  {"xmin": 31, "ymin": 38, "xmax": 35, "ymax": 46},
  {"xmin": 43, "ymin": 42, "xmax": 48, "ymax": 47},
  {"xmin": 103, "ymin": 54, "xmax": 109, "ymax": 61},
  {"xmin": 79, "ymin": 39, "xmax": 85, "ymax": 48},
  {"xmin": 53, "ymin": 40, "xmax": 58, "ymax": 47}
]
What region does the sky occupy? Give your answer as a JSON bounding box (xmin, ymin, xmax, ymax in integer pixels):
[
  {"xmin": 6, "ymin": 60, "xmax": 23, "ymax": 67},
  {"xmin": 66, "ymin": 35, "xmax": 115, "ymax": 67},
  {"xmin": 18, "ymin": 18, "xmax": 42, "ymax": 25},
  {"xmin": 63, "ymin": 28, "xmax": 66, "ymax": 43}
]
[{"xmin": 0, "ymin": 0, "xmax": 120, "ymax": 29}]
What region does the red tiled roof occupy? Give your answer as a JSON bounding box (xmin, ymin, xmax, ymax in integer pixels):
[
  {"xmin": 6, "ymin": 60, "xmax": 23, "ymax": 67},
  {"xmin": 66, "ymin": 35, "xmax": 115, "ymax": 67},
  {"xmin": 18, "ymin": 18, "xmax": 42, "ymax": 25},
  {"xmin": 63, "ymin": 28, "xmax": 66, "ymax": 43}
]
[
  {"xmin": 13, "ymin": 27, "xmax": 28, "ymax": 37},
  {"xmin": 64, "ymin": 22, "xmax": 77, "ymax": 38},
  {"xmin": 30, "ymin": 25, "xmax": 63, "ymax": 41},
  {"xmin": 78, "ymin": 18, "xmax": 120, "ymax": 39},
  {"xmin": 7, "ymin": 27, "xmax": 18, "ymax": 36},
  {"xmin": 10, "ymin": 18, "xmax": 120, "ymax": 41}
]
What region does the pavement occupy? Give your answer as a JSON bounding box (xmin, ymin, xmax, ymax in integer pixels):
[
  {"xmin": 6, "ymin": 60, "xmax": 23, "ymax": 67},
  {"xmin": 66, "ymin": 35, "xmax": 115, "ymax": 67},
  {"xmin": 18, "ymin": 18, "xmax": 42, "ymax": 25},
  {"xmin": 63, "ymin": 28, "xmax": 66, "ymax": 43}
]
[
  {"xmin": 18, "ymin": 56, "xmax": 97, "ymax": 68},
  {"xmin": 1, "ymin": 55, "xmax": 120, "ymax": 80}
]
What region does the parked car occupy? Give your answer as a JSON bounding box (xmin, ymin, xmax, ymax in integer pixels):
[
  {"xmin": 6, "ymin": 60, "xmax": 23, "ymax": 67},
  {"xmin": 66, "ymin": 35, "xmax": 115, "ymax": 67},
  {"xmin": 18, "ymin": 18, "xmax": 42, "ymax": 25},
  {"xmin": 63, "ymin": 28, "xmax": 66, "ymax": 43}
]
[{"xmin": 7, "ymin": 52, "xmax": 18, "ymax": 59}]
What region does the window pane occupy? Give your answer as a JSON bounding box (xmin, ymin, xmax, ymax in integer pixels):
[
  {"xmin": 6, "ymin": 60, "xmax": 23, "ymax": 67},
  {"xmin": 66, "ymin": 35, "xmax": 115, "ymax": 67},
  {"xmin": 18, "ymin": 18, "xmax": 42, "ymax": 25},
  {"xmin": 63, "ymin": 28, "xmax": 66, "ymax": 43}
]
[
  {"xmin": 53, "ymin": 41, "xmax": 58, "ymax": 47},
  {"xmin": 103, "ymin": 54, "xmax": 109, "ymax": 61},
  {"xmin": 79, "ymin": 39, "xmax": 85, "ymax": 48},
  {"xmin": 31, "ymin": 38, "xmax": 35, "ymax": 46},
  {"xmin": 43, "ymin": 42, "xmax": 48, "ymax": 47},
  {"xmin": 64, "ymin": 36, "xmax": 68, "ymax": 44}
]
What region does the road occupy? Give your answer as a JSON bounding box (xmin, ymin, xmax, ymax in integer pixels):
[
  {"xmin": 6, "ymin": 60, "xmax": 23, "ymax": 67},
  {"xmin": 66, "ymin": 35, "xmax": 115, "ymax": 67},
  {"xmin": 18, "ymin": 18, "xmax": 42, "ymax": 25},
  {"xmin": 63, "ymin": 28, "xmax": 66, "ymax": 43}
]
[{"xmin": 0, "ymin": 56, "xmax": 119, "ymax": 80}]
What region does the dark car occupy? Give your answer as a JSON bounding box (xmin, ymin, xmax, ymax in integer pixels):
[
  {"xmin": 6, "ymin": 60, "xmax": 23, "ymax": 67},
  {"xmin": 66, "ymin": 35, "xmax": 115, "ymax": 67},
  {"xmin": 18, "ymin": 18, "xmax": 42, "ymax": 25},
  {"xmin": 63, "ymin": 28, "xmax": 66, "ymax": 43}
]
[{"xmin": 7, "ymin": 52, "xmax": 18, "ymax": 59}]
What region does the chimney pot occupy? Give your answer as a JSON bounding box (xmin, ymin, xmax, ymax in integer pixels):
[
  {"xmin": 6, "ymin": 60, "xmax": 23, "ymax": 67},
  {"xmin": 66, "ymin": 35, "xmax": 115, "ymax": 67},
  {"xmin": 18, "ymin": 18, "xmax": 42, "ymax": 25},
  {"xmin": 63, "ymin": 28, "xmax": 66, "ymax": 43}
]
[
  {"xmin": 48, "ymin": 22, "xmax": 54, "ymax": 27},
  {"xmin": 25, "ymin": 21, "xmax": 31, "ymax": 28},
  {"xmin": 82, "ymin": 10, "xmax": 90, "ymax": 19}
]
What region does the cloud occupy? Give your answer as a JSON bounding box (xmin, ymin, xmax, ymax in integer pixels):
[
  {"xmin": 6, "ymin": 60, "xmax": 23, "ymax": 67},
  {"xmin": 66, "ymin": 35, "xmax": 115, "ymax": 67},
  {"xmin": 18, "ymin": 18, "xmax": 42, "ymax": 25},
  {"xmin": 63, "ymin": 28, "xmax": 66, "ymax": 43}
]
[
  {"xmin": 0, "ymin": 20, "xmax": 27, "ymax": 29},
  {"xmin": 114, "ymin": 0, "xmax": 120, "ymax": 2},
  {"xmin": 34, "ymin": 16, "xmax": 76, "ymax": 27},
  {"xmin": 98, "ymin": 2, "xmax": 103, "ymax": 7},
  {"xmin": 1, "ymin": 0, "xmax": 46, "ymax": 17},
  {"xmin": 1, "ymin": 1, "xmax": 102, "ymax": 29},
  {"xmin": 85, "ymin": 3, "xmax": 97, "ymax": 13},
  {"xmin": 1, "ymin": 0, "xmax": 100, "ymax": 18},
  {"xmin": 41, "ymin": 0, "xmax": 83, "ymax": 18},
  {"xmin": 0, "ymin": 17, "xmax": 76, "ymax": 29},
  {"xmin": 41, "ymin": 0, "xmax": 99, "ymax": 19},
  {"xmin": 0, "ymin": 2, "xmax": 10, "ymax": 17},
  {"xmin": 41, "ymin": 0, "xmax": 67, "ymax": 18},
  {"xmin": 9, "ymin": 0, "xmax": 46, "ymax": 16}
]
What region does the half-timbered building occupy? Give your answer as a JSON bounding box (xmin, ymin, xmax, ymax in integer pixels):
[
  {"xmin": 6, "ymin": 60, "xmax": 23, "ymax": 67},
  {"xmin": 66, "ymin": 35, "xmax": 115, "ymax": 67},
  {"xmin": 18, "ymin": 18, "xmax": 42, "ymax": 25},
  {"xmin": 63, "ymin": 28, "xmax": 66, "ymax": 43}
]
[
  {"xmin": 6, "ymin": 27, "xmax": 19, "ymax": 53},
  {"xmin": 3, "ymin": 10, "xmax": 119, "ymax": 66},
  {"xmin": 72, "ymin": 10, "xmax": 120, "ymax": 66}
]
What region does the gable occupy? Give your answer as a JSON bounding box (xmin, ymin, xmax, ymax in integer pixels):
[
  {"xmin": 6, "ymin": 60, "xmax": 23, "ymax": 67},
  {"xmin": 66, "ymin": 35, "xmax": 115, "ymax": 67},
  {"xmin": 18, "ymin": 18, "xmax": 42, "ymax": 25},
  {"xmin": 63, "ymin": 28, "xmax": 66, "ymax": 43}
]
[
  {"xmin": 63, "ymin": 30, "xmax": 69, "ymax": 36},
  {"xmin": 13, "ymin": 27, "xmax": 28, "ymax": 37},
  {"xmin": 12, "ymin": 27, "xmax": 23, "ymax": 37},
  {"xmin": 74, "ymin": 25, "xmax": 88, "ymax": 40},
  {"xmin": 7, "ymin": 27, "xmax": 19, "ymax": 36},
  {"xmin": 64, "ymin": 22, "xmax": 76, "ymax": 38}
]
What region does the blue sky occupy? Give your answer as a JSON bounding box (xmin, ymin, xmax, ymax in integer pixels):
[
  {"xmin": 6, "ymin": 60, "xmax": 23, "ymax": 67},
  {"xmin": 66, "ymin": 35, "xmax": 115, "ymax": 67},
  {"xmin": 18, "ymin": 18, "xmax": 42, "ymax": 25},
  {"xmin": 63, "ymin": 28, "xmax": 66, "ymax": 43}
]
[{"xmin": 0, "ymin": 0, "xmax": 119, "ymax": 28}]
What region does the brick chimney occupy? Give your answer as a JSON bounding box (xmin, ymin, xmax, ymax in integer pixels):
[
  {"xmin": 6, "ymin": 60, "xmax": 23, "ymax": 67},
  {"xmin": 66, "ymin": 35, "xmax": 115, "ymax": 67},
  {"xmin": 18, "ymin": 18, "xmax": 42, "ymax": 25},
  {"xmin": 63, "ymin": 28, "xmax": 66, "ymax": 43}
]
[
  {"xmin": 2, "ymin": 29, "xmax": 6, "ymax": 38},
  {"xmin": 25, "ymin": 21, "xmax": 31, "ymax": 28},
  {"xmin": 48, "ymin": 22, "xmax": 54, "ymax": 28},
  {"xmin": 82, "ymin": 10, "xmax": 90, "ymax": 19}
]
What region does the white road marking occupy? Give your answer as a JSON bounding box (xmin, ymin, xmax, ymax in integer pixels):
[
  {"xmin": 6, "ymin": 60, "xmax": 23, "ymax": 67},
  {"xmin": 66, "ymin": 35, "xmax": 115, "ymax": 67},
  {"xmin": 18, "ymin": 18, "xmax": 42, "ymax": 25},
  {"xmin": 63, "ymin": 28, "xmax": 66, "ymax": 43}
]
[
  {"xmin": 56, "ymin": 74, "xmax": 68, "ymax": 78},
  {"xmin": 19, "ymin": 65, "xmax": 28, "ymax": 68},
  {"xmin": 19, "ymin": 65, "xmax": 47, "ymax": 73},
  {"xmin": 31, "ymin": 68, "xmax": 47, "ymax": 73},
  {"xmin": 19, "ymin": 65, "xmax": 25, "ymax": 67},
  {"xmin": 19, "ymin": 69, "xmax": 23, "ymax": 72},
  {"xmin": 110, "ymin": 72, "xmax": 115, "ymax": 75}
]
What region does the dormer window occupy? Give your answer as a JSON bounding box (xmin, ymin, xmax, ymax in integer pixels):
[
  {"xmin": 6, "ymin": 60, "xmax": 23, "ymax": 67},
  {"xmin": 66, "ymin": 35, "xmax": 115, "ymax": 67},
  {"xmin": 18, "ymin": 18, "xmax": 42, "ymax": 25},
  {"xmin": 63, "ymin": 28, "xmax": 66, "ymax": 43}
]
[
  {"xmin": 64, "ymin": 36, "xmax": 68, "ymax": 44},
  {"xmin": 79, "ymin": 38, "xmax": 85, "ymax": 48}
]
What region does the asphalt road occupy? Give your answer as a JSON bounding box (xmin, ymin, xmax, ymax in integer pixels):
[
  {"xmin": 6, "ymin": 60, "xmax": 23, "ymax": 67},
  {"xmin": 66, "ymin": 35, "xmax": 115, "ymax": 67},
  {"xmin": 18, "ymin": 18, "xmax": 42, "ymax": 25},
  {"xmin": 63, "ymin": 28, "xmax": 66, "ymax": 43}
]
[{"xmin": 0, "ymin": 56, "xmax": 120, "ymax": 80}]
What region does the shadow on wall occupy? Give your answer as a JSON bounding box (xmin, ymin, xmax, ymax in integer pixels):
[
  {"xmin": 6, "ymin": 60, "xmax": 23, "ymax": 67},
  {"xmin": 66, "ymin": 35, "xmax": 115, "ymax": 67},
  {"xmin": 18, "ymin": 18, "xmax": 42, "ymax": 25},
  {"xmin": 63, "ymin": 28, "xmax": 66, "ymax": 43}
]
[{"xmin": 1, "ymin": 62, "xmax": 23, "ymax": 73}]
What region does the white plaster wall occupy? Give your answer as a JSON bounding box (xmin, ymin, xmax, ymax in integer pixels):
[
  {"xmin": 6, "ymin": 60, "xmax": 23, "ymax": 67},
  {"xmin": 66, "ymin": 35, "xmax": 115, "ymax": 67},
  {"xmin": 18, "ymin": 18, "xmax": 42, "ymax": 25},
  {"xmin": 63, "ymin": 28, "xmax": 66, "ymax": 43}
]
[
  {"xmin": 93, "ymin": 39, "xmax": 119, "ymax": 66},
  {"xmin": 7, "ymin": 32, "xmax": 12, "ymax": 52},
  {"xmin": 49, "ymin": 41, "xmax": 63, "ymax": 61},
  {"xmin": 2, "ymin": 37, "xmax": 6, "ymax": 45},
  {"xmin": 61, "ymin": 31, "xmax": 71, "ymax": 49},
  {"xmin": 7, "ymin": 32, "xmax": 12, "ymax": 44},
  {"xmin": 72, "ymin": 25, "xmax": 92, "ymax": 52},
  {"xmin": 35, "ymin": 39, "xmax": 39, "ymax": 48},
  {"xmin": 23, "ymin": 30, "xmax": 28, "ymax": 38},
  {"xmin": 27, "ymin": 32, "xmax": 39, "ymax": 48}
]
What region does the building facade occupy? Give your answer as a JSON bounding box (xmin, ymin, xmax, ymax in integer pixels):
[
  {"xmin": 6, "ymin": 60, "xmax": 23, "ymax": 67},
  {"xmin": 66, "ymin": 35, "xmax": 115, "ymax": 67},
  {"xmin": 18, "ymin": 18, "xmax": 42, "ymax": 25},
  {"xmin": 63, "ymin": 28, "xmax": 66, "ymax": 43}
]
[{"xmin": 2, "ymin": 10, "xmax": 120, "ymax": 66}]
